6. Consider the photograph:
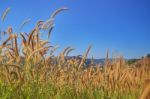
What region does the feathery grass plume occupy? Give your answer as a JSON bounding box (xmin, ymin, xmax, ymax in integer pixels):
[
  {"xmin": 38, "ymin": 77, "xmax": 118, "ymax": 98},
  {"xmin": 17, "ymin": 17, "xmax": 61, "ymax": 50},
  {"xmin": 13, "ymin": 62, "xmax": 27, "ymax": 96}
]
[
  {"xmin": 48, "ymin": 26, "xmax": 54, "ymax": 39},
  {"xmin": 1, "ymin": 7, "xmax": 10, "ymax": 22},
  {"xmin": 66, "ymin": 48, "xmax": 75, "ymax": 56},
  {"xmin": 6, "ymin": 48, "xmax": 15, "ymax": 60},
  {"xmin": 105, "ymin": 49, "xmax": 109, "ymax": 67},
  {"xmin": 27, "ymin": 28, "xmax": 36, "ymax": 45},
  {"xmin": 2, "ymin": 34, "xmax": 16, "ymax": 47},
  {"xmin": 7, "ymin": 26, "xmax": 13, "ymax": 35},
  {"xmin": 19, "ymin": 18, "xmax": 31, "ymax": 31},
  {"xmin": 14, "ymin": 34, "xmax": 19, "ymax": 56},
  {"xmin": 50, "ymin": 7, "xmax": 68, "ymax": 18},
  {"xmin": 63, "ymin": 47, "xmax": 71, "ymax": 55},
  {"xmin": 36, "ymin": 20, "xmax": 44, "ymax": 27},
  {"xmin": 40, "ymin": 40, "xmax": 50, "ymax": 47},
  {"xmin": 50, "ymin": 45, "xmax": 59, "ymax": 55},
  {"xmin": 0, "ymin": 7, "xmax": 10, "ymax": 40},
  {"xmin": 24, "ymin": 32, "xmax": 29, "ymax": 37},
  {"xmin": 41, "ymin": 7, "xmax": 68, "ymax": 39},
  {"xmin": 27, "ymin": 46, "xmax": 51, "ymax": 61},
  {"xmin": 20, "ymin": 33, "xmax": 27, "ymax": 46},
  {"xmin": 41, "ymin": 18, "xmax": 54, "ymax": 30},
  {"xmin": 79, "ymin": 45, "xmax": 92, "ymax": 68}
]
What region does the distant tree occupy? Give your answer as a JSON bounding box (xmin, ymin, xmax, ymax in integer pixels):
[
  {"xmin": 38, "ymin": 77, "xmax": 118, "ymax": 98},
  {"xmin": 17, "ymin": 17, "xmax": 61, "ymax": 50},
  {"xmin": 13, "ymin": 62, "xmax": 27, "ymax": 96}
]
[
  {"xmin": 147, "ymin": 54, "xmax": 150, "ymax": 58},
  {"xmin": 127, "ymin": 59, "xmax": 138, "ymax": 65}
]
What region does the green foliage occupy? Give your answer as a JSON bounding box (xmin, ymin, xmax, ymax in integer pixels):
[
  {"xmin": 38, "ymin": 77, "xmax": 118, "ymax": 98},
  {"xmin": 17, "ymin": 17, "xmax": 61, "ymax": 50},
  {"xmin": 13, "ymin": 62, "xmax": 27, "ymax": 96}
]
[
  {"xmin": 127, "ymin": 59, "xmax": 139, "ymax": 65},
  {"xmin": 0, "ymin": 81, "xmax": 141, "ymax": 99}
]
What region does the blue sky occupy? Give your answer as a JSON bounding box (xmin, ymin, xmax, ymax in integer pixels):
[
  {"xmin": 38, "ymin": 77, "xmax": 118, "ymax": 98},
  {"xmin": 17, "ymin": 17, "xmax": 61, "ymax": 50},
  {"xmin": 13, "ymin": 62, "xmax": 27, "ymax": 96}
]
[{"xmin": 0, "ymin": 0, "xmax": 150, "ymax": 58}]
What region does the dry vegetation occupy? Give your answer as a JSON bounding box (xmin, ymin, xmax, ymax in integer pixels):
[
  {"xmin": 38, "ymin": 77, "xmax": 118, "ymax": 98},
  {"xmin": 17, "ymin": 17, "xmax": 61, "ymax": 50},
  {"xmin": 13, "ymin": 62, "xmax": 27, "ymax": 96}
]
[{"xmin": 0, "ymin": 7, "xmax": 150, "ymax": 99}]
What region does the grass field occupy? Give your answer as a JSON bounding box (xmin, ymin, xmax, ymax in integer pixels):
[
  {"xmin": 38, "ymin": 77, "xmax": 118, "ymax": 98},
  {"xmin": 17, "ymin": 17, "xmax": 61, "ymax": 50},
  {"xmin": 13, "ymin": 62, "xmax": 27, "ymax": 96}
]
[{"xmin": 0, "ymin": 7, "xmax": 150, "ymax": 99}]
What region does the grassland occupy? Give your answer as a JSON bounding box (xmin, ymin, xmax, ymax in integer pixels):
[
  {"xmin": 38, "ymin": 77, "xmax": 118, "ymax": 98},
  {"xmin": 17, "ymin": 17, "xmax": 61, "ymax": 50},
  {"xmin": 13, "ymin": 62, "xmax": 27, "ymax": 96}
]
[{"xmin": 0, "ymin": 7, "xmax": 150, "ymax": 99}]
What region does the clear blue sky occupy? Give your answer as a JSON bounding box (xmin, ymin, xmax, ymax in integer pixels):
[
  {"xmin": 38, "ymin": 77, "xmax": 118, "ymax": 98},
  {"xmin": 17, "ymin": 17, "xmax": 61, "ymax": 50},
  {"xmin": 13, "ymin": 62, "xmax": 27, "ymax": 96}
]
[{"xmin": 0, "ymin": 0, "xmax": 150, "ymax": 58}]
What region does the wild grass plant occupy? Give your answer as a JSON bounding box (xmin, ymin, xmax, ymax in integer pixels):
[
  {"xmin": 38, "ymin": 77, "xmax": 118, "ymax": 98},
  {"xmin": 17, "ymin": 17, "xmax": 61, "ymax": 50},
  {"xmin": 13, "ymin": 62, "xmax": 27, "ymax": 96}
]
[{"xmin": 0, "ymin": 7, "xmax": 150, "ymax": 99}]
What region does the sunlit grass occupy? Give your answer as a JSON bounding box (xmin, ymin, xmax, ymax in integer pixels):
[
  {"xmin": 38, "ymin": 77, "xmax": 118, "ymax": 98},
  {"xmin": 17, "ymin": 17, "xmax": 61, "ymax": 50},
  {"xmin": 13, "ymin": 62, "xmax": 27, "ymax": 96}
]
[{"xmin": 0, "ymin": 7, "xmax": 150, "ymax": 99}]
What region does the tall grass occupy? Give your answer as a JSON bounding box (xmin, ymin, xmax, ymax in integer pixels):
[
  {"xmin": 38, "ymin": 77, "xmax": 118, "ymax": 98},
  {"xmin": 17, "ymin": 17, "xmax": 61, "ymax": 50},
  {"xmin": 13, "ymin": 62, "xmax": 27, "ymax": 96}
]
[{"xmin": 0, "ymin": 7, "xmax": 150, "ymax": 99}]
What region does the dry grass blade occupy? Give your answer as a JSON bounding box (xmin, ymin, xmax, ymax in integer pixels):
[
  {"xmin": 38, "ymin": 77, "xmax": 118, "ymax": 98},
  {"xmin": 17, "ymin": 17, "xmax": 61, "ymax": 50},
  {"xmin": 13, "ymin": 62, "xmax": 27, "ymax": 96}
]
[{"xmin": 1, "ymin": 7, "xmax": 10, "ymax": 22}]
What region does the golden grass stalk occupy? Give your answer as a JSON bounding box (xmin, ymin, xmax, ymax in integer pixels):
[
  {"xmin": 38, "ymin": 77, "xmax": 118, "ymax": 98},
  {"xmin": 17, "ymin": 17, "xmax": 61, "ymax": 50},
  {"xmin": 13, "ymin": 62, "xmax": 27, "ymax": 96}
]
[{"xmin": 140, "ymin": 82, "xmax": 150, "ymax": 99}]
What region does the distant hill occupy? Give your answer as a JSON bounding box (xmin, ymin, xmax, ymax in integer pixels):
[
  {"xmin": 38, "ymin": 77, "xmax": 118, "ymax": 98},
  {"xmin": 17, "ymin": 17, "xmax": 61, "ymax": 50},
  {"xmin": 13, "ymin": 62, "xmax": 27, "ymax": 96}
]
[
  {"xmin": 85, "ymin": 58, "xmax": 106, "ymax": 65},
  {"xmin": 65, "ymin": 56, "xmax": 108, "ymax": 65},
  {"xmin": 65, "ymin": 54, "xmax": 150, "ymax": 66}
]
